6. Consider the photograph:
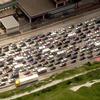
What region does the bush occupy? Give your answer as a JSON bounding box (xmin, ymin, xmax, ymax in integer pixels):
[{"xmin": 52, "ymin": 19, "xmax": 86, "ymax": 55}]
[
  {"xmin": 74, "ymin": 76, "xmax": 83, "ymax": 82},
  {"xmin": 86, "ymin": 62, "xmax": 92, "ymax": 66},
  {"xmin": 66, "ymin": 81, "xmax": 72, "ymax": 85}
]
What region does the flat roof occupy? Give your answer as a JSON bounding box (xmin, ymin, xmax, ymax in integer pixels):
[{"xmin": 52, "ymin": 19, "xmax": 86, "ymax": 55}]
[
  {"xmin": 18, "ymin": 0, "xmax": 55, "ymax": 17},
  {"xmin": 0, "ymin": 16, "xmax": 19, "ymax": 29}
]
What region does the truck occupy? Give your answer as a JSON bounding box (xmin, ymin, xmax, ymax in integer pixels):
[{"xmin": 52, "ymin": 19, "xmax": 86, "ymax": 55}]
[{"xmin": 15, "ymin": 73, "xmax": 38, "ymax": 87}]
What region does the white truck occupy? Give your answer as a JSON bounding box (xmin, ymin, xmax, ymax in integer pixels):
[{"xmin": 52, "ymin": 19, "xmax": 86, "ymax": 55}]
[{"xmin": 15, "ymin": 73, "xmax": 38, "ymax": 87}]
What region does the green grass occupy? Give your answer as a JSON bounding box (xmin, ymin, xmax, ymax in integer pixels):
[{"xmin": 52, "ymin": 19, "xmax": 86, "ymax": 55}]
[
  {"xmin": 14, "ymin": 66, "xmax": 100, "ymax": 100},
  {"xmin": 76, "ymin": 83, "xmax": 100, "ymax": 100},
  {"xmin": 0, "ymin": 62, "xmax": 100, "ymax": 98},
  {"xmin": 15, "ymin": 83, "xmax": 100, "ymax": 100},
  {"xmin": 15, "ymin": 86, "xmax": 87, "ymax": 100}
]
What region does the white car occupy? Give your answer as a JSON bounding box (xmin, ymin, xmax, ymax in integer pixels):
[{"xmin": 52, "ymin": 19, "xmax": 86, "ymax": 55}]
[
  {"xmin": 8, "ymin": 79, "xmax": 15, "ymax": 84},
  {"xmin": 80, "ymin": 48, "xmax": 86, "ymax": 53},
  {"xmin": 0, "ymin": 82, "xmax": 6, "ymax": 86},
  {"xmin": 61, "ymin": 58, "xmax": 67, "ymax": 63}
]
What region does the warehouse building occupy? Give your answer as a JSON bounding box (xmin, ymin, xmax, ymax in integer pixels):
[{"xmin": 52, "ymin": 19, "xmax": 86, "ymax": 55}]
[{"xmin": 0, "ymin": 16, "xmax": 19, "ymax": 34}]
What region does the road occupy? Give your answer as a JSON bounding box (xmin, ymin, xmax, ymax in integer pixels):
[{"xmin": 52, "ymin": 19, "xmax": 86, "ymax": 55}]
[
  {"xmin": 1, "ymin": 67, "xmax": 100, "ymax": 100},
  {"xmin": 0, "ymin": 7, "xmax": 100, "ymax": 93}
]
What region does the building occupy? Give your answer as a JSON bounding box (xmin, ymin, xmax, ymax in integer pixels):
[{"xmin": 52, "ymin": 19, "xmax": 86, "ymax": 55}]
[
  {"xmin": 17, "ymin": 0, "xmax": 70, "ymax": 23},
  {"xmin": 0, "ymin": 16, "xmax": 19, "ymax": 34},
  {"xmin": 53, "ymin": 0, "xmax": 69, "ymax": 8},
  {"xmin": 17, "ymin": 0, "xmax": 56, "ymax": 23}
]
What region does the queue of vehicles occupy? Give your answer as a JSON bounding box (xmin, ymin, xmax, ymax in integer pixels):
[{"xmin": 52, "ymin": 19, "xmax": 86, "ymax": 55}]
[{"xmin": 0, "ymin": 17, "xmax": 100, "ymax": 87}]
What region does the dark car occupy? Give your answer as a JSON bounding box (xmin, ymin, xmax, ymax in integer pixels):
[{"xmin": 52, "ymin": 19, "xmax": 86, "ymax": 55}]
[
  {"xmin": 88, "ymin": 25, "xmax": 95, "ymax": 29},
  {"xmin": 25, "ymin": 38, "xmax": 31, "ymax": 43},
  {"xmin": 49, "ymin": 59, "xmax": 55, "ymax": 63},
  {"xmin": 78, "ymin": 32, "xmax": 84, "ymax": 36},
  {"xmin": 59, "ymin": 63, "xmax": 66, "ymax": 67},
  {"xmin": 74, "ymin": 37, "xmax": 79, "ymax": 41},
  {"xmin": 73, "ymin": 47, "xmax": 79, "ymax": 51},
  {"xmin": 71, "ymin": 55, "xmax": 77, "ymax": 60},
  {"xmin": 79, "ymin": 56, "xmax": 86, "ymax": 61},
  {"xmin": 55, "ymin": 61, "xmax": 61, "ymax": 65},
  {"xmin": 0, "ymin": 62, "xmax": 4, "ymax": 67},
  {"xmin": 77, "ymin": 39, "xmax": 82, "ymax": 43},
  {"xmin": 80, "ymin": 34, "xmax": 86, "ymax": 39},
  {"xmin": 50, "ymin": 67, "xmax": 56, "ymax": 70},
  {"xmin": 80, "ymin": 53, "xmax": 85, "ymax": 56},
  {"xmin": 72, "ymin": 51, "xmax": 78, "ymax": 55},
  {"xmin": 82, "ymin": 27, "xmax": 88, "ymax": 31},
  {"xmin": 28, "ymin": 40, "xmax": 34, "ymax": 45},
  {"xmin": 70, "ymin": 41, "xmax": 76, "ymax": 45},
  {"xmin": 95, "ymin": 18, "xmax": 100, "ymax": 24},
  {"xmin": 87, "ymin": 55, "xmax": 93, "ymax": 59},
  {"xmin": 0, "ymin": 71, "xmax": 2, "ymax": 75},
  {"xmin": 75, "ymin": 29, "xmax": 81, "ymax": 33},
  {"xmin": 47, "ymin": 63, "xmax": 53, "ymax": 67},
  {"xmin": 71, "ymin": 60, "xmax": 76, "ymax": 63},
  {"xmin": 0, "ymin": 53, "xmax": 5, "ymax": 56},
  {"xmin": 2, "ymin": 46, "xmax": 9, "ymax": 52},
  {"xmin": 66, "ymin": 53, "xmax": 71, "ymax": 58},
  {"xmin": 19, "ymin": 42, "xmax": 26, "ymax": 47},
  {"xmin": 77, "ymin": 22, "xmax": 83, "ymax": 27},
  {"xmin": 96, "ymin": 52, "xmax": 100, "ymax": 56},
  {"xmin": 63, "ymin": 44, "xmax": 68, "ymax": 48}
]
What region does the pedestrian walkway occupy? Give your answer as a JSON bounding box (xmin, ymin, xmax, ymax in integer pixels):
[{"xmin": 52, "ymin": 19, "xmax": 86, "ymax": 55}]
[{"xmin": 70, "ymin": 79, "xmax": 100, "ymax": 91}]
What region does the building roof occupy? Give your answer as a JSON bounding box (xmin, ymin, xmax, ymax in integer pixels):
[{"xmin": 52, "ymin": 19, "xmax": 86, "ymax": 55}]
[
  {"xmin": 95, "ymin": 57, "xmax": 100, "ymax": 62},
  {"xmin": 0, "ymin": 16, "xmax": 19, "ymax": 29},
  {"xmin": 18, "ymin": 0, "xmax": 55, "ymax": 17}
]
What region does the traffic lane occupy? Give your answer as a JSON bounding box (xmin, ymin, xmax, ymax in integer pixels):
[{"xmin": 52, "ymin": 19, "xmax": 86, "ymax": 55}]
[{"xmin": 39, "ymin": 58, "xmax": 94, "ymax": 81}]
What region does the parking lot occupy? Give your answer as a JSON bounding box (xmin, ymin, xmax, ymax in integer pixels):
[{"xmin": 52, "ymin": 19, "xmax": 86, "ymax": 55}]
[{"xmin": 0, "ymin": 15, "xmax": 100, "ymax": 89}]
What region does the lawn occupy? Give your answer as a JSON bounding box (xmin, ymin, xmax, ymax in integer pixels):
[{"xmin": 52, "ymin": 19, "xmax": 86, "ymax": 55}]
[
  {"xmin": 15, "ymin": 82, "xmax": 100, "ymax": 100},
  {"xmin": 14, "ymin": 63, "xmax": 100, "ymax": 100}
]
